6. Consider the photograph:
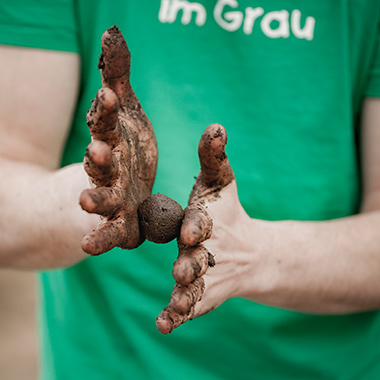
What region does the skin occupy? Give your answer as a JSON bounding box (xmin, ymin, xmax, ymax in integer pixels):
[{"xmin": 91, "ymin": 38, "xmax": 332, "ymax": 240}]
[
  {"xmin": 157, "ymin": 123, "xmax": 233, "ymax": 333},
  {"xmin": 80, "ymin": 26, "xmax": 158, "ymax": 254},
  {"xmin": 156, "ymin": 101, "xmax": 380, "ymax": 334},
  {"xmin": 0, "ymin": 45, "xmax": 96, "ymax": 269},
  {"xmin": 0, "ymin": 27, "xmax": 158, "ymax": 267},
  {"xmin": 1, "ymin": 28, "xmax": 380, "ymax": 338}
]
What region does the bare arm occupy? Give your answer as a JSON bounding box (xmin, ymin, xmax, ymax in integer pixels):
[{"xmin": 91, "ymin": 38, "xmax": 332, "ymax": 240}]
[
  {"xmin": 251, "ymin": 97, "xmax": 380, "ymax": 314},
  {"xmin": 157, "ymin": 99, "xmax": 380, "ymax": 333},
  {"xmin": 0, "ymin": 45, "xmax": 99, "ymax": 269}
]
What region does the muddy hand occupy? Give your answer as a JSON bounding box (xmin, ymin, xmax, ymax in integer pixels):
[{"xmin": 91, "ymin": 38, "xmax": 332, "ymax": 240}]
[
  {"xmin": 156, "ymin": 123, "xmax": 237, "ymax": 334},
  {"xmin": 80, "ymin": 26, "xmax": 158, "ymax": 255}
]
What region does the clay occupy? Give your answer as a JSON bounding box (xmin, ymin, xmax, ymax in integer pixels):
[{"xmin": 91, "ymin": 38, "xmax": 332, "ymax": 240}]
[{"xmin": 138, "ymin": 194, "xmax": 184, "ymax": 244}]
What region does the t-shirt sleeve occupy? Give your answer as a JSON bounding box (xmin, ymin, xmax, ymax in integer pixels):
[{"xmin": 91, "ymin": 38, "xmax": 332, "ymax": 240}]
[
  {"xmin": 365, "ymin": 29, "xmax": 380, "ymax": 97},
  {"xmin": 0, "ymin": 0, "xmax": 79, "ymax": 53}
]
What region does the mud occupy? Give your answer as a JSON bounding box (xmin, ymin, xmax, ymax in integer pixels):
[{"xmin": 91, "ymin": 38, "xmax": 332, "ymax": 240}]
[
  {"xmin": 156, "ymin": 306, "xmax": 191, "ymax": 335},
  {"xmin": 81, "ymin": 26, "xmax": 159, "ymax": 254},
  {"xmin": 179, "ymin": 204, "xmax": 213, "ymax": 246},
  {"xmin": 190, "ymin": 123, "xmax": 234, "ymax": 203},
  {"xmin": 173, "ymin": 245, "xmax": 210, "ymax": 285},
  {"xmin": 98, "ymin": 25, "xmax": 131, "ymax": 88},
  {"xmin": 138, "ymin": 194, "xmax": 184, "ymax": 244},
  {"xmin": 169, "ymin": 277, "xmax": 205, "ymax": 315}
]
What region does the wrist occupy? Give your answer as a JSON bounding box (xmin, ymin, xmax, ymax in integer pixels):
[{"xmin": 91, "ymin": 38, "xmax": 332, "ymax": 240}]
[{"xmin": 234, "ymin": 218, "xmax": 282, "ymax": 303}]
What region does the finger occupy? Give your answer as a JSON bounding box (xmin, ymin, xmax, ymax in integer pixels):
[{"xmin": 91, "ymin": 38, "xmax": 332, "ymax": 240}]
[
  {"xmin": 79, "ymin": 187, "xmax": 123, "ymax": 217},
  {"xmin": 81, "ymin": 218, "xmax": 127, "ymax": 255},
  {"xmin": 179, "ymin": 204, "xmax": 212, "ymax": 246},
  {"xmin": 98, "ymin": 26, "xmax": 132, "ymax": 106},
  {"xmin": 156, "ymin": 306, "xmax": 193, "ymax": 335},
  {"xmin": 169, "ymin": 277, "xmax": 205, "ymax": 315},
  {"xmin": 197, "ymin": 123, "xmax": 235, "ymax": 189},
  {"xmin": 173, "ymin": 245, "xmax": 213, "ymax": 285},
  {"xmin": 83, "ymin": 140, "xmax": 119, "ymax": 186},
  {"xmin": 87, "ymin": 88, "xmax": 120, "ymax": 146}
]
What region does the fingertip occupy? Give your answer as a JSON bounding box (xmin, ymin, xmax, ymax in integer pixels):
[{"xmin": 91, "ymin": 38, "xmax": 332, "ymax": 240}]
[
  {"xmin": 81, "ymin": 233, "xmax": 97, "ymax": 255},
  {"xmin": 100, "ymin": 26, "xmax": 116, "ymax": 50},
  {"xmin": 96, "ymin": 88, "xmax": 119, "ymax": 114},
  {"xmin": 156, "ymin": 307, "xmax": 187, "ymax": 335},
  {"xmin": 81, "ymin": 232, "xmax": 115, "ymax": 256},
  {"xmin": 197, "ymin": 123, "xmax": 234, "ymax": 189},
  {"xmin": 156, "ymin": 307, "xmax": 177, "ymax": 335},
  {"xmin": 79, "ymin": 190, "xmax": 96, "ymax": 213},
  {"xmin": 169, "ymin": 285, "xmax": 193, "ymax": 316},
  {"xmin": 179, "ymin": 205, "xmax": 213, "ymax": 247},
  {"xmin": 173, "ymin": 246, "xmax": 210, "ymax": 285},
  {"xmin": 169, "ymin": 278, "xmax": 205, "ymax": 316},
  {"xmin": 87, "ymin": 140, "xmax": 113, "ymax": 167},
  {"xmin": 81, "ymin": 219, "xmax": 128, "ymax": 255},
  {"xmin": 89, "ymin": 88, "xmax": 119, "ymax": 126},
  {"xmin": 83, "ymin": 143, "xmax": 119, "ymax": 186},
  {"xmin": 172, "ymin": 259, "xmax": 197, "ymax": 285},
  {"xmin": 156, "ymin": 316, "xmax": 173, "ymax": 335},
  {"xmin": 101, "ymin": 25, "xmax": 126, "ymax": 49},
  {"xmin": 86, "ymin": 88, "xmax": 120, "ymax": 144},
  {"xmin": 99, "ymin": 25, "xmax": 131, "ymax": 84},
  {"xmin": 199, "ymin": 123, "xmax": 227, "ymax": 154},
  {"xmin": 180, "ymin": 223, "xmax": 205, "ymax": 247}
]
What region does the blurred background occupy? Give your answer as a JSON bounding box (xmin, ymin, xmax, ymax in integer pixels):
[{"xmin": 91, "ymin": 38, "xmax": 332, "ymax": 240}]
[{"xmin": 0, "ymin": 269, "xmax": 38, "ymax": 380}]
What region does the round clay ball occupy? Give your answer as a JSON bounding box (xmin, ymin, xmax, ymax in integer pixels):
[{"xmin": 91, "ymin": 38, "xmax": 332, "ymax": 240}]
[{"xmin": 138, "ymin": 193, "xmax": 184, "ymax": 244}]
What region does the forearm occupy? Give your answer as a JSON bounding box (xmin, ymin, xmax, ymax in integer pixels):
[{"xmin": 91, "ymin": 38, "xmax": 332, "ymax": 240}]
[
  {"xmin": 160, "ymin": 99, "xmax": 380, "ymax": 332},
  {"xmin": 0, "ymin": 158, "xmax": 99, "ymax": 269},
  {"xmin": 240, "ymin": 211, "xmax": 380, "ymax": 314}
]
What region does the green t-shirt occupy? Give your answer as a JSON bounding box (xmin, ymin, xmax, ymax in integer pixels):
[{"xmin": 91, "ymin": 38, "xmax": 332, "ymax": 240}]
[{"xmin": 1, "ymin": 0, "xmax": 380, "ymax": 379}]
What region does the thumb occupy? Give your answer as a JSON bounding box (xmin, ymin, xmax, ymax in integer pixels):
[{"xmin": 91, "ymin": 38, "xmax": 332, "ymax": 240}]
[{"xmin": 190, "ymin": 124, "xmax": 234, "ymax": 202}]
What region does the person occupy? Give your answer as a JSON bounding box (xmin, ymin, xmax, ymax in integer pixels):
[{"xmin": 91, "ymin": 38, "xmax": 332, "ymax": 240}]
[{"xmin": 1, "ymin": 0, "xmax": 380, "ymax": 379}]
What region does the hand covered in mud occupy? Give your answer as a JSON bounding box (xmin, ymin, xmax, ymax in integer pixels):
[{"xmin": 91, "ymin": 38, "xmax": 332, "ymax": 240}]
[
  {"xmin": 79, "ymin": 26, "xmax": 158, "ymax": 254},
  {"xmin": 156, "ymin": 124, "xmax": 252, "ymax": 334}
]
